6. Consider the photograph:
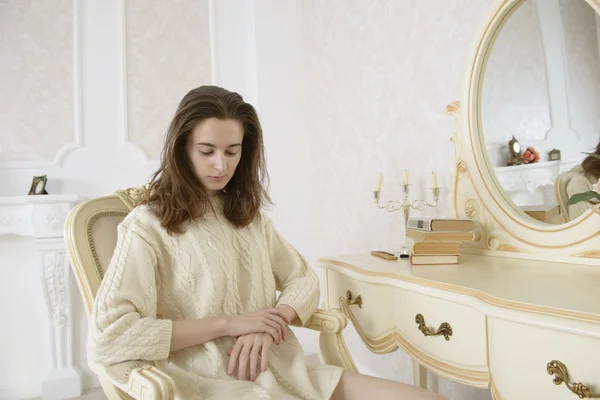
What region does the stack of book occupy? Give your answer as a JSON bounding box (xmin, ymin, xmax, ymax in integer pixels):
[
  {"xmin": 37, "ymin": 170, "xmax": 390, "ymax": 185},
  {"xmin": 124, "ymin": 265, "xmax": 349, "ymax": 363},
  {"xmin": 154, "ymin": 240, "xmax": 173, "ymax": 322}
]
[{"xmin": 406, "ymin": 217, "xmax": 475, "ymax": 265}]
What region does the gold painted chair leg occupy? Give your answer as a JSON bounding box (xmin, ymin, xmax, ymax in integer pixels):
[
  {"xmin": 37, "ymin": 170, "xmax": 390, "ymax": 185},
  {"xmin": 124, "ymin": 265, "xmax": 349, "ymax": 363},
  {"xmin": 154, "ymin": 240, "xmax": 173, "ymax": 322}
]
[
  {"xmin": 412, "ymin": 359, "xmax": 428, "ymax": 389},
  {"xmin": 316, "ymin": 331, "xmax": 358, "ymax": 373}
]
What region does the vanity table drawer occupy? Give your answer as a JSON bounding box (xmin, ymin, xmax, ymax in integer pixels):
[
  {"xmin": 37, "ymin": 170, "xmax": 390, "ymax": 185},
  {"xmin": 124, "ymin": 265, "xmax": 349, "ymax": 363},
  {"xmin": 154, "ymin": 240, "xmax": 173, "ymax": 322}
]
[
  {"xmin": 325, "ymin": 269, "xmax": 488, "ymax": 370},
  {"xmin": 393, "ymin": 288, "xmax": 488, "ymax": 369},
  {"xmin": 489, "ymin": 318, "xmax": 600, "ymax": 400},
  {"xmin": 325, "ymin": 270, "xmax": 394, "ymax": 339}
]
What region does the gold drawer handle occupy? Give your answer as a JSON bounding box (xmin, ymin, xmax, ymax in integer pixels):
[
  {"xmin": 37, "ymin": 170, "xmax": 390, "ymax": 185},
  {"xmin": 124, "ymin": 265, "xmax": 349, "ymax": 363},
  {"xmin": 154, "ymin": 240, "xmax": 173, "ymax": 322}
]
[
  {"xmin": 346, "ymin": 290, "xmax": 362, "ymax": 308},
  {"xmin": 415, "ymin": 313, "xmax": 452, "ymax": 341},
  {"xmin": 547, "ymin": 360, "xmax": 600, "ymax": 398}
]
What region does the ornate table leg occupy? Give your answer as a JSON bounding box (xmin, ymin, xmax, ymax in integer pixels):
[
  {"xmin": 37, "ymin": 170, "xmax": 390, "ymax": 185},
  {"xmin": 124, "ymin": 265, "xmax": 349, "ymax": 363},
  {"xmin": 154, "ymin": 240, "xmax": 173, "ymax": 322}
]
[
  {"xmin": 37, "ymin": 238, "xmax": 82, "ymax": 399},
  {"xmin": 412, "ymin": 359, "xmax": 428, "ymax": 389}
]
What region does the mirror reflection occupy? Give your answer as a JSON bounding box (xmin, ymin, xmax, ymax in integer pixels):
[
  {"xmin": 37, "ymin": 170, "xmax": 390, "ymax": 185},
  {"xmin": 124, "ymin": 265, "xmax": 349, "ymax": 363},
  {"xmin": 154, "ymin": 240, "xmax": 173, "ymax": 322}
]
[{"xmin": 482, "ymin": 0, "xmax": 600, "ymax": 223}]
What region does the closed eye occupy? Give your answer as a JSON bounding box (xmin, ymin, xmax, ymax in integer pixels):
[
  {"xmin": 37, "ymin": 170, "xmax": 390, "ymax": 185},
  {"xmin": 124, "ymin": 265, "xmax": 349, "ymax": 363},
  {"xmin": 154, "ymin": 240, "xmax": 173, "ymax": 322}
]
[{"xmin": 199, "ymin": 150, "xmax": 239, "ymax": 156}]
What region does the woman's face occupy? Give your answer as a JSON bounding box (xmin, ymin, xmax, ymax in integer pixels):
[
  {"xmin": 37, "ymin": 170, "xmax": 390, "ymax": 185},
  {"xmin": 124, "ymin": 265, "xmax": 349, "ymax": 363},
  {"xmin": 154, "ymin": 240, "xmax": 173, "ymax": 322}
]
[{"xmin": 186, "ymin": 118, "xmax": 244, "ymax": 196}]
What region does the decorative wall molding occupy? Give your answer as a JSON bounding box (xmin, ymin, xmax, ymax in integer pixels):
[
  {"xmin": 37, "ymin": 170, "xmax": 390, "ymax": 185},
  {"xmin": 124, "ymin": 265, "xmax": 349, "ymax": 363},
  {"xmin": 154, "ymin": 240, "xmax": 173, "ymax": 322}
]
[
  {"xmin": 116, "ymin": 0, "xmax": 137, "ymax": 163},
  {"xmin": 533, "ymin": 0, "xmax": 578, "ymax": 144},
  {"xmin": 56, "ymin": 0, "xmax": 84, "ymax": 166},
  {"xmin": 117, "ymin": 0, "xmax": 213, "ymax": 165},
  {"xmin": 209, "ymin": 0, "xmax": 259, "ymax": 107},
  {"xmin": 116, "ymin": 0, "xmax": 149, "ymax": 165},
  {"xmin": 0, "ymin": 0, "xmax": 83, "ymax": 169}
]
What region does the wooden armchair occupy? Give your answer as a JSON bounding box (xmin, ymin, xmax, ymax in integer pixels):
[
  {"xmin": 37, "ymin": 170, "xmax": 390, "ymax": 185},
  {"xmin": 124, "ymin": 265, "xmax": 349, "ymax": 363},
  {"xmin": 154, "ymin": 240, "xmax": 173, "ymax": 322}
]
[
  {"xmin": 64, "ymin": 186, "xmax": 355, "ymax": 399},
  {"xmin": 555, "ymin": 166, "xmax": 597, "ymax": 222}
]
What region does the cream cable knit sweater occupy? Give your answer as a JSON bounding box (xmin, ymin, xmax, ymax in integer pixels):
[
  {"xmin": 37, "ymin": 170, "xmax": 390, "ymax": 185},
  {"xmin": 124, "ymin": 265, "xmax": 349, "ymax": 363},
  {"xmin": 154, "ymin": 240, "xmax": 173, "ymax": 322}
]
[{"xmin": 88, "ymin": 197, "xmax": 343, "ymax": 399}]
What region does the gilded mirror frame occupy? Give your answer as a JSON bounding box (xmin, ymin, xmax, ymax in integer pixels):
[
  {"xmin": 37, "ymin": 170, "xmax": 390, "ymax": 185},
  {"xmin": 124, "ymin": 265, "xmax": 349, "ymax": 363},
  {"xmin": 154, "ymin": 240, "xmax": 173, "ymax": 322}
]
[{"xmin": 448, "ymin": 0, "xmax": 600, "ymax": 264}]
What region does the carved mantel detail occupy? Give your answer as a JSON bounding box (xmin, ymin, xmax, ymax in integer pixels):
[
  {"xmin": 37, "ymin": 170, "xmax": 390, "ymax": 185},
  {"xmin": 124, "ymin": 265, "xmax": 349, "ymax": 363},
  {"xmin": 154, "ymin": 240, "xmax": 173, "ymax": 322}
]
[
  {"xmin": 0, "ymin": 195, "xmax": 82, "ymax": 399},
  {"xmin": 43, "ymin": 251, "xmax": 71, "ymax": 330}
]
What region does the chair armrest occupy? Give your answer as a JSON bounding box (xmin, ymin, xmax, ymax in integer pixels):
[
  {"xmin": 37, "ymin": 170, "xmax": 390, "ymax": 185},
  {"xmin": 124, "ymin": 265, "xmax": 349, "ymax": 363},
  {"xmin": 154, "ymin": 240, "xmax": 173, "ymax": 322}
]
[
  {"xmin": 294, "ymin": 309, "xmax": 347, "ymax": 334},
  {"xmin": 103, "ymin": 360, "xmax": 175, "ymax": 400}
]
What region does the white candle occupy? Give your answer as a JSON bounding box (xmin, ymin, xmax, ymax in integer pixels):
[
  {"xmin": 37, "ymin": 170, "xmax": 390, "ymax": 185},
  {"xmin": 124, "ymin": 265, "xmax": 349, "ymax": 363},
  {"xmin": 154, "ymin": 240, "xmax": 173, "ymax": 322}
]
[
  {"xmin": 403, "ymin": 170, "xmax": 409, "ymax": 185},
  {"xmin": 375, "ymin": 173, "xmax": 383, "ymax": 192},
  {"xmin": 430, "ymin": 171, "xmax": 438, "ymax": 188}
]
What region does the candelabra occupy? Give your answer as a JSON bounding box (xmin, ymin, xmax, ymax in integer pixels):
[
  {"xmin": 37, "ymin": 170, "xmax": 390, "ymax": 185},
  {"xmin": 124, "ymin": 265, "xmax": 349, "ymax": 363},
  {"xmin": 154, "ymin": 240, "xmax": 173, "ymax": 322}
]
[{"xmin": 373, "ymin": 172, "xmax": 440, "ymax": 258}]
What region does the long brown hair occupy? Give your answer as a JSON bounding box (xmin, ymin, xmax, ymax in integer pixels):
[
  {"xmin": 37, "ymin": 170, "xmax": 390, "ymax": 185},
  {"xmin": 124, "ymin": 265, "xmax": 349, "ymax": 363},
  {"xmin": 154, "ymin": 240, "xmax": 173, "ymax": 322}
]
[
  {"xmin": 145, "ymin": 86, "xmax": 272, "ymax": 234},
  {"xmin": 582, "ymin": 140, "xmax": 600, "ymax": 178}
]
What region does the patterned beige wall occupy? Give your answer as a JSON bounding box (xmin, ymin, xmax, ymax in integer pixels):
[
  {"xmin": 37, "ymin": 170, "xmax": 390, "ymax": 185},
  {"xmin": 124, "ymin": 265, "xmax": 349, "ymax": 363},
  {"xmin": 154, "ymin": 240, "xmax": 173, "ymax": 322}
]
[
  {"xmin": 560, "ymin": 0, "xmax": 600, "ymax": 149},
  {"xmin": 303, "ymin": 1, "xmax": 492, "ymax": 399},
  {"xmin": 0, "ymin": 0, "xmax": 74, "ymax": 163},
  {"xmin": 125, "ymin": 0, "xmax": 212, "ymax": 160}
]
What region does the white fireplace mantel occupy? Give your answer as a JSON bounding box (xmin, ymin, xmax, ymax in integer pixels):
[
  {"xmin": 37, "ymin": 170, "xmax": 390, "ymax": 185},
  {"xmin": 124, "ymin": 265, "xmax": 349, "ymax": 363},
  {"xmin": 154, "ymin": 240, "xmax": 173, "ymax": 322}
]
[
  {"xmin": 493, "ymin": 160, "xmax": 579, "ymax": 207},
  {"xmin": 0, "ymin": 194, "xmax": 83, "ymax": 400},
  {"xmin": 0, "ymin": 195, "xmax": 80, "ymax": 238}
]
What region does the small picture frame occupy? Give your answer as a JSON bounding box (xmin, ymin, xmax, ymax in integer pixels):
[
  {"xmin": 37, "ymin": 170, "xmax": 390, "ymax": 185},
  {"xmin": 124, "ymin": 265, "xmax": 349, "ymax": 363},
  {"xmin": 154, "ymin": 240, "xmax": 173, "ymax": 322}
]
[
  {"xmin": 507, "ymin": 136, "xmax": 523, "ymax": 166},
  {"xmin": 28, "ymin": 175, "xmax": 48, "ymax": 195},
  {"xmin": 548, "ymin": 149, "xmax": 561, "ymax": 161}
]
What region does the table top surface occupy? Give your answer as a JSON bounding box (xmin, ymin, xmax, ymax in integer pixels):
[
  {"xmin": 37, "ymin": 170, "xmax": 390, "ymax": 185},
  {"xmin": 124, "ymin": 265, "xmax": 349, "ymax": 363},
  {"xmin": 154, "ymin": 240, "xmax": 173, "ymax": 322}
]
[{"xmin": 317, "ymin": 252, "xmax": 600, "ymax": 323}]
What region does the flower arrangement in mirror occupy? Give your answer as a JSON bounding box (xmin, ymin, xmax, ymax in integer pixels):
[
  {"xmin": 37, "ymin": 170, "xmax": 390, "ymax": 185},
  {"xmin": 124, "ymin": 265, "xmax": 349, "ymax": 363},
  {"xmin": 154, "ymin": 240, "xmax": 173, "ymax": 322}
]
[
  {"xmin": 521, "ymin": 146, "xmax": 540, "ymax": 164},
  {"xmin": 568, "ymin": 153, "xmax": 600, "ymax": 207}
]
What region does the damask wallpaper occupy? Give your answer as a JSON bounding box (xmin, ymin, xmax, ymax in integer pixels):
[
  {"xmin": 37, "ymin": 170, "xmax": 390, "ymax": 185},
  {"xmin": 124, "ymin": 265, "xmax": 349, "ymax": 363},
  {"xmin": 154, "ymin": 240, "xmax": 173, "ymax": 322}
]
[
  {"xmin": 560, "ymin": 0, "xmax": 600, "ymax": 150},
  {"xmin": 302, "ymin": 1, "xmax": 492, "ymax": 399},
  {"xmin": 0, "ymin": 0, "xmax": 74, "ymax": 163},
  {"xmin": 125, "ymin": 0, "xmax": 212, "ymax": 160}
]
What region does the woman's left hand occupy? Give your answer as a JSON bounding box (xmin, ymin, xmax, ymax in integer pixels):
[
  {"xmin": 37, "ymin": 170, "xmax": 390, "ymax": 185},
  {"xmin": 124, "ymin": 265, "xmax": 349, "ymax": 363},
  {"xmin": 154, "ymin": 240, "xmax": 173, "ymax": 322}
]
[{"xmin": 227, "ymin": 332, "xmax": 274, "ymax": 381}]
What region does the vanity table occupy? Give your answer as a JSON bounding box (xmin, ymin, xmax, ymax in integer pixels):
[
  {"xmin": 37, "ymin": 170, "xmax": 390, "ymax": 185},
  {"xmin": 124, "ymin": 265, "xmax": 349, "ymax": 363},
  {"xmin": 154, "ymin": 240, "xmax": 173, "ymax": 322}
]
[
  {"xmin": 316, "ymin": 253, "xmax": 600, "ymax": 399},
  {"xmin": 315, "ymin": 0, "xmax": 600, "ymax": 399}
]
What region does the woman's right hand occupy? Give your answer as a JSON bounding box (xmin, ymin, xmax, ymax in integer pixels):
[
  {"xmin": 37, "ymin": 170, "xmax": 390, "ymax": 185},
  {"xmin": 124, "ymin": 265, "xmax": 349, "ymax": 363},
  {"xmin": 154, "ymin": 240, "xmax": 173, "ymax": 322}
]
[
  {"xmin": 225, "ymin": 308, "xmax": 290, "ymax": 344},
  {"xmin": 227, "ymin": 333, "xmax": 274, "ymax": 381}
]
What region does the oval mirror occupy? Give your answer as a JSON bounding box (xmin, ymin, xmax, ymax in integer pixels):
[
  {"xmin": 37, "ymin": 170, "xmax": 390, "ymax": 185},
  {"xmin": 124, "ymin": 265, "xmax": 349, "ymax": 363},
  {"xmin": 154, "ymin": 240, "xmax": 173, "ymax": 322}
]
[{"xmin": 481, "ymin": 0, "xmax": 600, "ymax": 225}]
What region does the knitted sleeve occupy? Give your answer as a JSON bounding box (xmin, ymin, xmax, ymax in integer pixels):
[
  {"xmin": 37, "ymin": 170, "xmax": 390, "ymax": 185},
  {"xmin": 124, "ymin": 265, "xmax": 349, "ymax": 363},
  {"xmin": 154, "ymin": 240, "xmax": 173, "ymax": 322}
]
[
  {"xmin": 263, "ymin": 215, "xmax": 320, "ymax": 326},
  {"xmin": 87, "ymin": 222, "xmax": 173, "ymax": 365}
]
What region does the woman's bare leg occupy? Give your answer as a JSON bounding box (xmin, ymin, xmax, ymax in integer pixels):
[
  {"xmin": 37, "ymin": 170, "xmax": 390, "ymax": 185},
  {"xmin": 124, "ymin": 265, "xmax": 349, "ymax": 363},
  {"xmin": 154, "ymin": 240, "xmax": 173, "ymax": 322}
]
[{"xmin": 331, "ymin": 371, "xmax": 446, "ymax": 400}]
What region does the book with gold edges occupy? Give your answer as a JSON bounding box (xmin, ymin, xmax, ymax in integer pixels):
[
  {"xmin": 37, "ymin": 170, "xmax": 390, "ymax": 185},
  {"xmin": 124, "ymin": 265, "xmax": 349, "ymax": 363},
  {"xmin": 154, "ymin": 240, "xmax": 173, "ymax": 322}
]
[
  {"xmin": 409, "ymin": 253, "xmax": 459, "ymax": 265},
  {"xmin": 407, "ymin": 217, "xmax": 474, "ymax": 232},
  {"xmin": 407, "ymin": 229, "xmax": 475, "ymax": 242},
  {"xmin": 412, "ymin": 241, "xmax": 462, "ymax": 255}
]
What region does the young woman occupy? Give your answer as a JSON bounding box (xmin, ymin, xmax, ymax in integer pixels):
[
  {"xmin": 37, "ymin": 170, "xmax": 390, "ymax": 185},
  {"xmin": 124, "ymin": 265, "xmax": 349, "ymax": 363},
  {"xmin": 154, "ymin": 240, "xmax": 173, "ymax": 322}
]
[
  {"xmin": 565, "ymin": 141, "xmax": 600, "ymax": 220},
  {"xmin": 89, "ymin": 86, "xmax": 445, "ymax": 400}
]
